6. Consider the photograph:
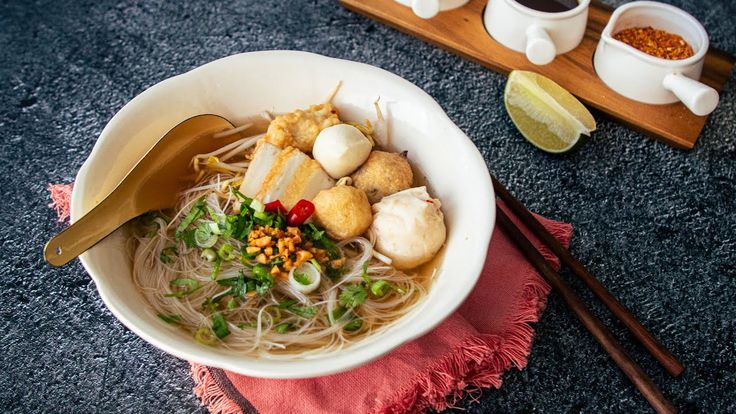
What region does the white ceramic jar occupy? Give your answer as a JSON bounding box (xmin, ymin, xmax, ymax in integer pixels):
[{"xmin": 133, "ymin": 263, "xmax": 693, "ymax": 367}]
[
  {"xmin": 483, "ymin": 0, "xmax": 590, "ymax": 65},
  {"xmin": 394, "ymin": 0, "xmax": 470, "ymax": 19},
  {"xmin": 594, "ymin": 1, "xmax": 719, "ymax": 116}
]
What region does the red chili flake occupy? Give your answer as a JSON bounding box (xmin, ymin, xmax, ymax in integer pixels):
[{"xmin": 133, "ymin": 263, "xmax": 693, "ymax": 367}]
[{"xmin": 613, "ymin": 26, "xmax": 694, "ymax": 60}]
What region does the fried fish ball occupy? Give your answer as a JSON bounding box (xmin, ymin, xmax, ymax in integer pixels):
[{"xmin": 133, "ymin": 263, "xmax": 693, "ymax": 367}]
[
  {"xmin": 350, "ymin": 151, "xmax": 413, "ymax": 204},
  {"xmin": 313, "ymin": 186, "xmax": 373, "ymax": 240},
  {"xmin": 263, "ymin": 103, "xmax": 341, "ymax": 153}
]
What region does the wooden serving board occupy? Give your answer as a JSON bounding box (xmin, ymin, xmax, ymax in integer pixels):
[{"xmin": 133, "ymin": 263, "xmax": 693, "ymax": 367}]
[{"xmin": 339, "ymin": 0, "xmax": 735, "ymax": 149}]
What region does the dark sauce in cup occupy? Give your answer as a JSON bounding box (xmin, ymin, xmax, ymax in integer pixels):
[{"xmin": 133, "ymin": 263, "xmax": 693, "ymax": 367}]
[{"xmin": 514, "ymin": 0, "xmax": 579, "ymax": 13}]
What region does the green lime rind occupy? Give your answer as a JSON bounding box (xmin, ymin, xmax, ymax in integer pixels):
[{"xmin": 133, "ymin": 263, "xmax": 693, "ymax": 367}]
[{"xmin": 504, "ymin": 70, "xmax": 596, "ymax": 154}]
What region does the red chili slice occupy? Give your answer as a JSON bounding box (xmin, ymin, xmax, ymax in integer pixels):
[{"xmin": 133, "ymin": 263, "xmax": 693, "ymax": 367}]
[
  {"xmin": 264, "ymin": 200, "xmax": 287, "ymax": 214},
  {"xmin": 287, "ymin": 199, "xmax": 315, "ymax": 227}
]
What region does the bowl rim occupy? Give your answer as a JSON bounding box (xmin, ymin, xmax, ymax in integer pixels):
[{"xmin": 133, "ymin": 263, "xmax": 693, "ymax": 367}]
[
  {"xmin": 505, "ymin": 0, "xmax": 591, "ymax": 20},
  {"xmin": 71, "ymin": 50, "xmax": 495, "ymax": 378}
]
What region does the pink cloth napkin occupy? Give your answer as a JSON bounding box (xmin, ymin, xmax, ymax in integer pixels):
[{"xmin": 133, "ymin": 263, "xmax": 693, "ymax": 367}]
[{"xmin": 48, "ymin": 184, "xmax": 572, "ymax": 414}]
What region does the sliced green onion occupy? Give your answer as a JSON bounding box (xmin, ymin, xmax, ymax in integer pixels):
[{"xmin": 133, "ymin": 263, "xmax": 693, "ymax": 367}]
[
  {"xmin": 207, "ymin": 220, "xmax": 222, "ymax": 235},
  {"xmin": 158, "ymin": 314, "xmax": 182, "ymax": 324},
  {"xmin": 278, "ymin": 299, "xmax": 297, "ymax": 309},
  {"xmin": 211, "ymin": 258, "xmax": 221, "ymax": 280},
  {"xmin": 361, "ymin": 261, "xmax": 371, "ymax": 283},
  {"xmin": 194, "ymin": 224, "xmax": 218, "ymax": 248},
  {"xmin": 194, "ymin": 327, "xmax": 217, "ymax": 345},
  {"xmin": 231, "ymin": 187, "xmax": 251, "ymax": 204},
  {"xmin": 226, "ymin": 298, "xmax": 238, "ymax": 309},
  {"xmin": 310, "ymin": 258, "xmax": 322, "ymax": 272},
  {"xmin": 253, "ymin": 211, "xmax": 271, "ymax": 221},
  {"xmin": 250, "ymin": 198, "xmax": 265, "ymax": 213},
  {"xmin": 293, "ymin": 271, "xmax": 311, "ymax": 285},
  {"xmin": 218, "ymin": 243, "xmax": 237, "ymax": 261},
  {"xmin": 370, "ymin": 280, "xmax": 391, "ymax": 297},
  {"xmin": 201, "ymin": 248, "xmax": 217, "ymax": 262},
  {"xmin": 252, "ymin": 265, "xmax": 271, "ymax": 281},
  {"xmin": 175, "ymin": 197, "xmax": 205, "ymax": 239}
]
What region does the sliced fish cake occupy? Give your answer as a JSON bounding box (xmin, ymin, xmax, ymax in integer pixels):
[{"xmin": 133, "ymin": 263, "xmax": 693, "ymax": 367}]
[
  {"xmin": 279, "ymin": 156, "xmax": 335, "ymax": 209},
  {"xmin": 240, "ymin": 142, "xmax": 281, "ymax": 198}
]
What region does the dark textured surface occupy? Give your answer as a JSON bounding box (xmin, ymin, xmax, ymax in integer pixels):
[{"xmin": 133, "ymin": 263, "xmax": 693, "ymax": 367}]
[{"xmin": 1, "ymin": 0, "xmax": 734, "ymax": 412}]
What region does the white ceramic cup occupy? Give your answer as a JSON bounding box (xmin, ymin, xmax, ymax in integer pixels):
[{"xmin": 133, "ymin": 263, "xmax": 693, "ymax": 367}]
[
  {"xmin": 483, "ymin": 0, "xmax": 590, "ymax": 65},
  {"xmin": 394, "ymin": 0, "xmax": 470, "ymax": 19},
  {"xmin": 594, "ymin": 1, "xmax": 719, "ymax": 116}
]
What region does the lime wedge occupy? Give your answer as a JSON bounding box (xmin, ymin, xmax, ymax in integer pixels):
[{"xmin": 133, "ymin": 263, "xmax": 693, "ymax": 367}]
[{"xmin": 504, "ymin": 70, "xmax": 596, "ymax": 153}]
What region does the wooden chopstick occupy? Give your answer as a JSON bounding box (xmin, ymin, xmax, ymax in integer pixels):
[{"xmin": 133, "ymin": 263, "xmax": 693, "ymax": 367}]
[
  {"xmin": 496, "ymin": 208, "xmax": 677, "ymax": 414},
  {"xmin": 491, "ymin": 175, "xmax": 684, "ymax": 378}
]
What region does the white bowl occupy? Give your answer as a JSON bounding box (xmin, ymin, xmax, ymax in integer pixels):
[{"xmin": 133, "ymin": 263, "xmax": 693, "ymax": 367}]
[
  {"xmin": 593, "ymin": 1, "xmax": 719, "ymax": 116},
  {"xmin": 71, "ymin": 51, "xmax": 495, "ymax": 378},
  {"xmin": 484, "ymin": 0, "xmax": 591, "ymax": 65}
]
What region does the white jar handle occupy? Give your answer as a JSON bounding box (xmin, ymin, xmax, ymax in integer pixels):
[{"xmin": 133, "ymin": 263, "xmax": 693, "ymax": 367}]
[
  {"xmin": 662, "ymin": 73, "xmax": 719, "ymax": 116},
  {"xmin": 411, "ymin": 0, "xmax": 440, "ymax": 19},
  {"xmin": 525, "ymin": 25, "xmax": 556, "ymax": 65}
]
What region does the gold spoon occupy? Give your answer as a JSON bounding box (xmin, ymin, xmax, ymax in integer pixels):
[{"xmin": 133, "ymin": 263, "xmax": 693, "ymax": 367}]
[{"xmin": 44, "ymin": 114, "xmax": 238, "ymax": 267}]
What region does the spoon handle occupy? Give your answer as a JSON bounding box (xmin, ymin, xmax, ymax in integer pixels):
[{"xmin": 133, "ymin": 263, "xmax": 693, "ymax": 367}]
[{"xmin": 44, "ymin": 191, "xmax": 135, "ymax": 267}]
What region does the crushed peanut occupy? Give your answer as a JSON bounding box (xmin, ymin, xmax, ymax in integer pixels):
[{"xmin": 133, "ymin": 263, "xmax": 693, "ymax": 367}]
[{"xmin": 246, "ymin": 225, "xmax": 338, "ymax": 272}]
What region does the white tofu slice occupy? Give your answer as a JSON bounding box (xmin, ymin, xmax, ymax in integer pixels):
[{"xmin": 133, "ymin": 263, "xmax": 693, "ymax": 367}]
[{"xmin": 240, "ymin": 142, "xmax": 281, "ymax": 198}]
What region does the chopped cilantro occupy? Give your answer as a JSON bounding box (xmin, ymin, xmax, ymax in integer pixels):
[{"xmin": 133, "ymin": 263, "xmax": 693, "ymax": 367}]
[
  {"xmin": 230, "ymin": 187, "xmax": 251, "ymax": 204},
  {"xmin": 216, "ymin": 272, "xmax": 248, "ymax": 299},
  {"xmin": 159, "ymin": 246, "xmax": 178, "ymax": 264},
  {"xmin": 211, "ymin": 312, "xmax": 230, "ymax": 339},
  {"xmin": 275, "ymin": 323, "xmax": 292, "ymax": 334},
  {"xmin": 180, "ymin": 229, "xmax": 198, "ymax": 248},
  {"xmin": 343, "ymin": 318, "xmax": 363, "ymax": 332},
  {"xmin": 288, "ymin": 305, "xmax": 316, "ymax": 318},
  {"xmin": 330, "ymin": 306, "xmax": 348, "ymax": 322},
  {"xmin": 301, "ymin": 223, "xmax": 340, "ymax": 259},
  {"xmin": 339, "ymin": 284, "xmax": 368, "ymax": 308}
]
